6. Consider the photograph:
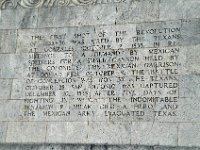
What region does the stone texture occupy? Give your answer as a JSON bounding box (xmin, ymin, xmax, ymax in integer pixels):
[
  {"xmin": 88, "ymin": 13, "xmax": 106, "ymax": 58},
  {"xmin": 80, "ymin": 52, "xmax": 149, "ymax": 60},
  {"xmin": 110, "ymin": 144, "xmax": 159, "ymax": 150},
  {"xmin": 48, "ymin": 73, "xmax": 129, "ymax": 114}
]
[
  {"xmin": 115, "ymin": 0, "xmax": 159, "ymax": 24},
  {"xmin": 37, "ymin": 4, "xmax": 117, "ymax": 28},
  {"xmin": 87, "ymin": 122, "xmax": 131, "ymax": 144},
  {"xmin": 0, "ymin": 53, "xmax": 29, "ymax": 78},
  {"xmin": 47, "ymin": 122, "xmax": 88, "ymax": 143},
  {"xmin": 160, "ymin": 0, "xmax": 200, "ymax": 21},
  {"xmin": 181, "ymin": 19, "xmax": 200, "ymax": 47},
  {"xmin": 0, "ymin": 145, "xmax": 199, "ymax": 150},
  {"xmin": 0, "ymin": 9, "xmax": 17, "ymax": 29},
  {"xmin": 0, "ymin": 100, "xmax": 23, "ymax": 121},
  {"xmin": 6, "ymin": 122, "xmax": 47, "ymax": 143},
  {"xmin": 154, "ymin": 146, "xmax": 200, "ymax": 150},
  {"xmin": 0, "ymin": 122, "xmax": 7, "ymax": 143},
  {"xmin": 0, "ymin": 79, "xmax": 12, "ymax": 99},
  {"xmin": 0, "ymin": 0, "xmax": 200, "ymax": 148},
  {"xmin": 0, "ymin": 30, "xmax": 17, "ymax": 54},
  {"xmin": 0, "ymin": 144, "xmax": 66, "ymax": 150},
  {"xmin": 0, "ymin": 9, "xmax": 38, "ymax": 29},
  {"xmin": 131, "ymin": 123, "xmax": 178, "ymax": 146},
  {"xmin": 178, "ymin": 123, "xmax": 200, "ymax": 147}
]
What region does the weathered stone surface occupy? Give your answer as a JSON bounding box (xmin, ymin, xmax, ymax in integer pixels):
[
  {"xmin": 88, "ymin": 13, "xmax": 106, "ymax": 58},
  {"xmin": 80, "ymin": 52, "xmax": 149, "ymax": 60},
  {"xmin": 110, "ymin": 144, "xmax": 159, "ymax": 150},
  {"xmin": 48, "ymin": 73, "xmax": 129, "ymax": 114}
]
[
  {"xmin": 160, "ymin": 0, "xmax": 200, "ymax": 21},
  {"xmin": 0, "ymin": 30, "xmax": 17, "ymax": 53},
  {"xmin": 178, "ymin": 123, "xmax": 200, "ymax": 147},
  {"xmin": 87, "ymin": 122, "xmax": 131, "ymax": 144},
  {"xmin": 37, "ymin": 4, "xmax": 117, "ymax": 27},
  {"xmin": 0, "ymin": 0, "xmax": 200, "ymax": 148},
  {"xmin": 47, "ymin": 122, "xmax": 88, "ymax": 143},
  {"xmin": 6, "ymin": 122, "xmax": 47, "ymax": 143},
  {"xmin": 115, "ymin": 0, "xmax": 159, "ymax": 24},
  {"xmin": 0, "ymin": 9, "xmax": 38, "ymax": 29},
  {"xmin": 131, "ymin": 123, "xmax": 178, "ymax": 146},
  {"xmin": 0, "ymin": 144, "xmax": 199, "ymax": 150},
  {"xmin": 0, "ymin": 79, "xmax": 12, "ymax": 99},
  {"xmin": 0, "ymin": 122, "xmax": 7, "ymax": 143}
]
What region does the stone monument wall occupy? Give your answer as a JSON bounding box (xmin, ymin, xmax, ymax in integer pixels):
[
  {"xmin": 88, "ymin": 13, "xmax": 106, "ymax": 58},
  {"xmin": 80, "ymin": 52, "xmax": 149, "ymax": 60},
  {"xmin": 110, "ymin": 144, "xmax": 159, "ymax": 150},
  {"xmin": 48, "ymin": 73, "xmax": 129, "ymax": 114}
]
[{"xmin": 0, "ymin": 0, "xmax": 200, "ymax": 148}]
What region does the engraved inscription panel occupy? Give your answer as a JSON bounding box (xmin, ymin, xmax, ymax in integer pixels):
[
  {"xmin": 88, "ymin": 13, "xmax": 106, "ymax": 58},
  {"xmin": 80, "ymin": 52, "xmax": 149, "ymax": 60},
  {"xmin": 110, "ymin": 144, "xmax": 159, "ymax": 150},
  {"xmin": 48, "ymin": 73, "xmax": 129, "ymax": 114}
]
[
  {"xmin": 0, "ymin": 19, "xmax": 198, "ymax": 124},
  {"xmin": 0, "ymin": 2, "xmax": 200, "ymax": 144}
]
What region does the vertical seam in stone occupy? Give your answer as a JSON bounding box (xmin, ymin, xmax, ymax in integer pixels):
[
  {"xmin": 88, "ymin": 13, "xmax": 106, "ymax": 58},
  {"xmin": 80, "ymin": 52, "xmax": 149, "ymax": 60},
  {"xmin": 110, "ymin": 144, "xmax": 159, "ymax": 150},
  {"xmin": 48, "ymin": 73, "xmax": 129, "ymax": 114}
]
[
  {"xmin": 9, "ymin": 78, "xmax": 14, "ymax": 100},
  {"xmin": 158, "ymin": 0, "xmax": 161, "ymax": 21},
  {"xmin": 36, "ymin": 8, "xmax": 39, "ymax": 28},
  {"xmin": 44, "ymin": 122, "xmax": 48, "ymax": 143},
  {"xmin": 115, "ymin": 5, "xmax": 118, "ymax": 26},
  {"xmin": 178, "ymin": 19, "xmax": 183, "ymax": 99},
  {"xmin": 177, "ymin": 123, "xmax": 179, "ymax": 146},
  {"xmin": 130, "ymin": 121, "xmax": 132, "ymax": 145},
  {"xmin": 180, "ymin": 19, "xmax": 183, "ymax": 28},
  {"xmin": 86, "ymin": 121, "xmax": 89, "ymax": 141},
  {"xmin": 4, "ymin": 121, "xmax": 9, "ymax": 143},
  {"xmin": 15, "ymin": 29, "xmax": 19, "ymax": 54},
  {"xmin": 0, "ymin": 121, "xmax": 7, "ymax": 143},
  {"xmin": 9, "ymin": 30, "xmax": 16, "ymax": 101}
]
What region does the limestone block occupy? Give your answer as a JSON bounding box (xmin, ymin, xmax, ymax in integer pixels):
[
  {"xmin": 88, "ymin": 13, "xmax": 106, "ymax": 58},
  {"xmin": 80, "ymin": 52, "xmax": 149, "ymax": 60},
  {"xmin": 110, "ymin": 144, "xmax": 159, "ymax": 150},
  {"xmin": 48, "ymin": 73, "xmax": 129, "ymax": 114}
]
[
  {"xmin": 115, "ymin": 0, "xmax": 159, "ymax": 24},
  {"xmin": 0, "ymin": 79, "xmax": 12, "ymax": 99},
  {"xmin": 131, "ymin": 122, "xmax": 178, "ymax": 146},
  {"xmin": 46, "ymin": 122, "xmax": 88, "ymax": 143},
  {"xmin": 0, "ymin": 30, "xmax": 17, "ymax": 54},
  {"xmin": 0, "ymin": 9, "xmax": 38, "ymax": 29},
  {"xmin": 37, "ymin": 4, "xmax": 116, "ymax": 28},
  {"xmin": 87, "ymin": 122, "xmax": 131, "ymax": 144},
  {"xmin": 178, "ymin": 123, "xmax": 200, "ymax": 147},
  {"xmin": 0, "ymin": 122, "xmax": 7, "ymax": 143},
  {"xmin": 6, "ymin": 122, "xmax": 47, "ymax": 143},
  {"xmin": 160, "ymin": 0, "xmax": 200, "ymax": 21}
]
